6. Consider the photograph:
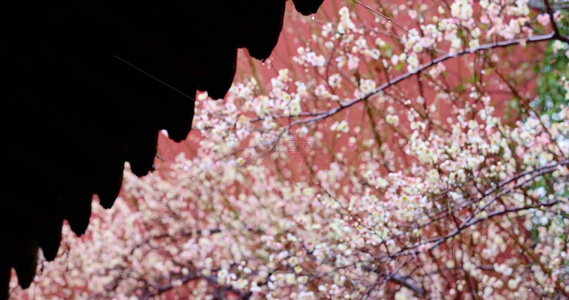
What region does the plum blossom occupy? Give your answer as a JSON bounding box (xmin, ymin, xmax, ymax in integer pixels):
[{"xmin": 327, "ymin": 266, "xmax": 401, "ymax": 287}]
[{"xmin": 14, "ymin": 2, "xmax": 569, "ymax": 300}]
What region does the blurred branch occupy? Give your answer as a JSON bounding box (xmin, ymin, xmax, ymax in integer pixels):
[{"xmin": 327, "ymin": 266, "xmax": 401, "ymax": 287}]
[
  {"xmin": 140, "ymin": 270, "xmax": 252, "ymax": 300},
  {"xmin": 130, "ymin": 228, "xmax": 223, "ymax": 256},
  {"xmin": 529, "ymin": 0, "xmax": 569, "ymax": 11},
  {"xmin": 543, "ymin": 0, "xmax": 569, "ymax": 43},
  {"xmin": 362, "ymin": 265, "xmax": 426, "ymax": 296},
  {"xmin": 389, "ymin": 273, "xmax": 425, "ymax": 296}
]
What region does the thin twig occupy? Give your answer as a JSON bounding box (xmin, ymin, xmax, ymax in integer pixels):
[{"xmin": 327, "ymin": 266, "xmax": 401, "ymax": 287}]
[{"xmin": 353, "ymin": 0, "xmax": 416, "ymax": 37}]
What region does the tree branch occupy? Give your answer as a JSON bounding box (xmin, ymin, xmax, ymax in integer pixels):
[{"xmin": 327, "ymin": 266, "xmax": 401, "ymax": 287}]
[
  {"xmin": 140, "ymin": 270, "xmax": 252, "ymax": 300},
  {"xmin": 544, "ymin": 0, "xmax": 569, "ymax": 43},
  {"xmin": 251, "ymin": 33, "xmax": 559, "ymax": 132}
]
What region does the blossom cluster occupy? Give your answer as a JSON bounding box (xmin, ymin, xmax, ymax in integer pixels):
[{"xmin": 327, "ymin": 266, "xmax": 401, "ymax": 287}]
[{"xmin": 10, "ymin": 0, "xmax": 569, "ymax": 299}]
